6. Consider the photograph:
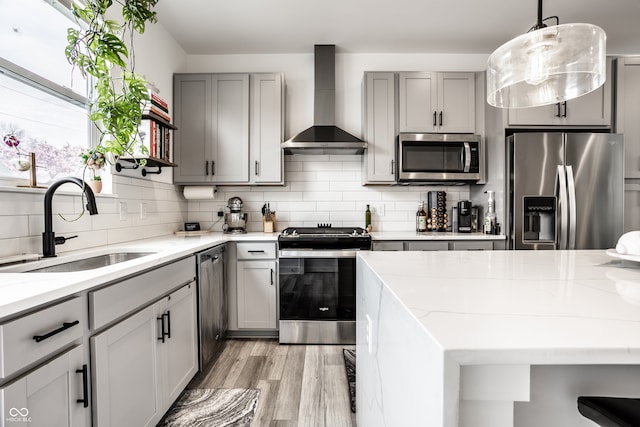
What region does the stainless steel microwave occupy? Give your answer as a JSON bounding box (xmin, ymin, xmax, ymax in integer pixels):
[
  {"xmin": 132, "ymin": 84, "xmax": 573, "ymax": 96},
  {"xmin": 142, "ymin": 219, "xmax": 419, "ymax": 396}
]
[{"xmin": 397, "ymin": 133, "xmax": 482, "ymax": 182}]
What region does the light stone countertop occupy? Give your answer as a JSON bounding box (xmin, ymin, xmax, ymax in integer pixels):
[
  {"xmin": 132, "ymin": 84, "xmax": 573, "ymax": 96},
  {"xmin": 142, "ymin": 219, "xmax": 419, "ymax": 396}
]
[
  {"xmin": 357, "ymin": 249, "xmax": 640, "ymax": 365},
  {"xmin": 0, "ymin": 230, "xmax": 503, "ymax": 322},
  {"xmin": 0, "ymin": 232, "xmax": 278, "ymax": 320}
]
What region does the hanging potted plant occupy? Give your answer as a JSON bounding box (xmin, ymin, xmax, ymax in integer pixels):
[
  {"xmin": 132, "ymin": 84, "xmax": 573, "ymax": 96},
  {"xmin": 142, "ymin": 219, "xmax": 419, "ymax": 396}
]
[
  {"xmin": 80, "ymin": 148, "xmax": 105, "ymax": 193},
  {"xmin": 65, "ymin": 0, "xmax": 158, "ymax": 166}
]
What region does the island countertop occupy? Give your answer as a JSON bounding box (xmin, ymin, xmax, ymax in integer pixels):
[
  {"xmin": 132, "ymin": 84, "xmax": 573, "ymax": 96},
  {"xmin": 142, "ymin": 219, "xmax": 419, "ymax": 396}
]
[
  {"xmin": 356, "ymin": 249, "xmax": 640, "ymax": 427},
  {"xmin": 357, "ymin": 249, "xmax": 640, "ymax": 365}
]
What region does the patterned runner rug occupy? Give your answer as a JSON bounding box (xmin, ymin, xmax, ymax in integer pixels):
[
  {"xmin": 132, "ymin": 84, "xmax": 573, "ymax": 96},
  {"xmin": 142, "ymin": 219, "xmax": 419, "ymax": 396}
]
[
  {"xmin": 158, "ymin": 388, "xmax": 260, "ymax": 427},
  {"xmin": 343, "ymin": 348, "xmax": 356, "ymax": 413}
]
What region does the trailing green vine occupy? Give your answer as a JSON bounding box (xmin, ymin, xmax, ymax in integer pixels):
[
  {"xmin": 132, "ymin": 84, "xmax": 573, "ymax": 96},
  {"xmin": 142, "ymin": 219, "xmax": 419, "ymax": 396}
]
[{"xmin": 65, "ymin": 0, "xmax": 159, "ymax": 163}]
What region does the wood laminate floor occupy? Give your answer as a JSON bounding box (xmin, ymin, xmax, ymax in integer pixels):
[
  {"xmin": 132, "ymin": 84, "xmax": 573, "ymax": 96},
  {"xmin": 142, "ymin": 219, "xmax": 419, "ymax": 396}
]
[{"xmin": 189, "ymin": 339, "xmax": 356, "ymax": 427}]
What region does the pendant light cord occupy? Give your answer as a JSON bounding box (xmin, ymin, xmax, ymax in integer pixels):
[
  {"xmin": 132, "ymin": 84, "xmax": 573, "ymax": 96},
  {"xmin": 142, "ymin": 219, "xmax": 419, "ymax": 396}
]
[{"xmin": 529, "ymin": 0, "xmax": 559, "ymax": 32}]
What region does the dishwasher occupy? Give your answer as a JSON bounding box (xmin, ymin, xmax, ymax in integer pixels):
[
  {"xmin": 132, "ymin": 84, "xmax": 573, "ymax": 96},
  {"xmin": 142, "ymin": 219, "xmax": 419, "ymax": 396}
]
[{"xmin": 196, "ymin": 245, "xmax": 227, "ymax": 371}]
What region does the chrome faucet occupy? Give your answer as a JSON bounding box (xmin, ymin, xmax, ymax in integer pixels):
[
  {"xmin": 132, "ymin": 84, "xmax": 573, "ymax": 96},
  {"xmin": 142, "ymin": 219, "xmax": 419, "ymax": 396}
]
[{"xmin": 42, "ymin": 177, "xmax": 99, "ymax": 258}]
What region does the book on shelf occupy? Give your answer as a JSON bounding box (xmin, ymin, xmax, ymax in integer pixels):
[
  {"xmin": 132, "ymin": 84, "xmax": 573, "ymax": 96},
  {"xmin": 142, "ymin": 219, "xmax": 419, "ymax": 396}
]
[
  {"xmin": 144, "ymin": 106, "xmax": 172, "ymax": 123},
  {"xmin": 137, "ymin": 119, "xmax": 173, "ymax": 162},
  {"xmin": 150, "ymin": 93, "xmax": 169, "ymax": 111}
]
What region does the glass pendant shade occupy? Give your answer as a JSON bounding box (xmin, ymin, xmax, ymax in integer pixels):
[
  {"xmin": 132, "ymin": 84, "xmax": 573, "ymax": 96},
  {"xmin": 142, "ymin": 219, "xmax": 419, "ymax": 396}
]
[{"xmin": 487, "ymin": 23, "xmax": 606, "ymax": 109}]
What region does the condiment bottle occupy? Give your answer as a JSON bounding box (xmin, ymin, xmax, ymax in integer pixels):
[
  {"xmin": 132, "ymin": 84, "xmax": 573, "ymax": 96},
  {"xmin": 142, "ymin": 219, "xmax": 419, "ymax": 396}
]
[
  {"xmin": 416, "ymin": 202, "xmax": 427, "ymax": 232},
  {"xmin": 484, "ymin": 190, "xmax": 496, "ymax": 234},
  {"xmin": 365, "ymin": 204, "xmax": 372, "ymax": 231}
]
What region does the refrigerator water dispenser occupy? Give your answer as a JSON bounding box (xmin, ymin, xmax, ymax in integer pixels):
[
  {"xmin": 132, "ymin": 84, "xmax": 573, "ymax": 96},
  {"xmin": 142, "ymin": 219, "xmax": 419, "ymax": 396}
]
[{"xmin": 523, "ymin": 196, "xmax": 556, "ymax": 243}]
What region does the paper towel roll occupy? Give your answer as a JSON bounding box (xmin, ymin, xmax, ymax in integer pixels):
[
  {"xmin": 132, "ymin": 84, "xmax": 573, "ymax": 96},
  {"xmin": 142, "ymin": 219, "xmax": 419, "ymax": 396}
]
[{"xmin": 183, "ymin": 185, "xmax": 217, "ymax": 200}]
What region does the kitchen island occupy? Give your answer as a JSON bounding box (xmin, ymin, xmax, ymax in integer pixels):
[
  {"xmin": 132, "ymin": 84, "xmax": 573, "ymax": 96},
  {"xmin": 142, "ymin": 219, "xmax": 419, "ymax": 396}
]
[{"xmin": 356, "ymin": 250, "xmax": 640, "ymax": 427}]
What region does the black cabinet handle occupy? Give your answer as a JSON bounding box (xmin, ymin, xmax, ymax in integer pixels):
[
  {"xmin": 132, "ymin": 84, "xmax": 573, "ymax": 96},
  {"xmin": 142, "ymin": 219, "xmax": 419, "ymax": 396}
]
[
  {"xmin": 165, "ymin": 310, "xmax": 171, "ymax": 339},
  {"xmin": 439, "ymin": 111, "xmax": 443, "ymax": 126},
  {"xmin": 255, "ymin": 161, "xmax": 259, "ymax": 176},
  {"xmin": 390, "ymin": 159, "xmax": 394, "ymax": 175},
  {"xmin": 433, "ymin": 111, "xmax": 437, "ymax": 127},
  {"xmin": 212, "ymin": 161, "xmax": 215, "ymax": 175},
  {"xmin": 555, "ymin": 103, "xmax": 562, "ymax": 117},
  {"xmin": 76, "ymin": 364, "xmax": 89, "ymax": 408},
  {"xmin": 205, "ymin": 160, "xmax": 209, "ymax": 176},
  {"xmin": 33, "ymin": 320, "xmax": 80, "ymax": 343},
  {"xmin": 562, "ymin": 101, "xmax": 567, "ymax": 117},
  {"xmin": 248, "ymin": 250, "xmax": 266, "ymax": 253},
  {"xmin": 157, "ymin": 315, "xmax": 165, "ymax": 343},
  {"xmin": 270, "ymin": 268, "xmax": 274, "ymax": 286}
]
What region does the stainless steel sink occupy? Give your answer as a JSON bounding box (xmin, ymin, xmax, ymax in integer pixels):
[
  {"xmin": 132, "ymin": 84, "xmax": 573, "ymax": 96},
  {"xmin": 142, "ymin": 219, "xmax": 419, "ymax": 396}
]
[{"xmin": 28, "ymin": 252, "xmax": 155, "ymax": 272}]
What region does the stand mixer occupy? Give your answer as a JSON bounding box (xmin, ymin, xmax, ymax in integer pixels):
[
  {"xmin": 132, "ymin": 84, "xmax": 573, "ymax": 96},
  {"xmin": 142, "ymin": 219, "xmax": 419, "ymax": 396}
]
[{"xmin": 223, "ymin": 196, "xmax": 248, "ymax": 233}]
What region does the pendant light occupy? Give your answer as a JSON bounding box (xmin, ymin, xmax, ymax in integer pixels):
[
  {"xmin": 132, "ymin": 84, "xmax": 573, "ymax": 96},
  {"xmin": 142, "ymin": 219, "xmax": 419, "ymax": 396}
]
[{"xmin": 486, "ymin": 0, "xmax": 606, "ymax": 109}]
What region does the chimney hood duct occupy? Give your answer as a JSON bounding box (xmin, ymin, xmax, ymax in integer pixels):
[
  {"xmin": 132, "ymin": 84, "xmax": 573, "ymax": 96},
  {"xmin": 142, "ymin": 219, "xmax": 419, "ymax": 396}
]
[{"xmin": 281, "ymin": 45, "xmax": 367, "ymax": 155}]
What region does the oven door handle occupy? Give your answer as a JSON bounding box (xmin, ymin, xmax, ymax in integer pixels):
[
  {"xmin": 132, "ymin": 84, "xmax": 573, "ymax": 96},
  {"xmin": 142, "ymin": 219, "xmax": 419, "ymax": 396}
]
[{"xmin": 278, "ymin": 250, "xmax": 362, "ymax": 258}]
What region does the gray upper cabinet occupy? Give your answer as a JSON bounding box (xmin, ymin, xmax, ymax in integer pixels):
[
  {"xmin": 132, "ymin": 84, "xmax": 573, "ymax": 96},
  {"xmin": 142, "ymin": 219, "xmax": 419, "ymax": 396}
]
[
  {"xmin": 173, "ymin": 74, "xmax": 211, "ymax": 183},
  {"xmin": 362, "ymin": 72, "xmax": 397, "ymax": 184},
  {"xmin": 616, "ymin": 56, "xmax": 640, "ymax": 232},
  {"xmin": 250, "ymin": 73, "xmax": 284, "ymax": 185},
  {"xmin": 508, "ymin": 58, "xmax": 613, "ymax": 127},
  {"xmin": 174, "ymin": 73, "xmax": 281, "ymax": 185},
  {"xmin": 398, "ymin": 72, "xmax": 475, "ymax": 133},
  {"xmin": 210, "ymin": 74, "xmax": 250, "ymax": 183},
  {"xmin": 618, "ymin": 57, "xmax": 640, "ymax": 179}
]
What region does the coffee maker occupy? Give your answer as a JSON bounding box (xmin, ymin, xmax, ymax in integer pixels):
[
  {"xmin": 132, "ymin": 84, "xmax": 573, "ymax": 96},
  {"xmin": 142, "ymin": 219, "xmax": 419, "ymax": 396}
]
[
  {"xmin": 223, "ymin": 197, "xmax": 248, "ymax": 234},
  {"xmin": 457, "ymin": 200, "xmax": 472, "ymax": 233}
]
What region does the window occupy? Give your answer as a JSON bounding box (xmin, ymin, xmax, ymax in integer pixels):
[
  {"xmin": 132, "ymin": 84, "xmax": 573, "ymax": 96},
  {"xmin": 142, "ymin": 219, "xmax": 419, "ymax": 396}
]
[{"xmin": 0, "ymin": 0, "xmax": 91, "ymax": 183}]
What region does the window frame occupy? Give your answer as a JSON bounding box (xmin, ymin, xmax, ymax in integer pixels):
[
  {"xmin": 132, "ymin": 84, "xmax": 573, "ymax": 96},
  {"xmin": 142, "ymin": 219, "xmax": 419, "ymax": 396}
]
[{"xmin": 0, "ymin": 0, "xmax": 97, "ymax": 187}]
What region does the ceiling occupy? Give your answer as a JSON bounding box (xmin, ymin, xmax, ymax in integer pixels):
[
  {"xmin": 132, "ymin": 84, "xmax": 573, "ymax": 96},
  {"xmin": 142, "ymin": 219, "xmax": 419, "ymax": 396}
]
[{"xmin": 155, "ymin": 0, "xmax": 640, "ymax": 56}]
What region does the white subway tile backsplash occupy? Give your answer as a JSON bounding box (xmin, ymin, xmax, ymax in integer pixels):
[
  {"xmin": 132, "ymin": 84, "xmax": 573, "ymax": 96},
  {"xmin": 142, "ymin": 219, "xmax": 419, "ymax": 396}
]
[
  {"xmin": 0, "ymin": 177, "xmax": 185, "ymax": 256},
  {"xmin": 285, "ymin": 171, "xmax": 317, "ymax": 182},
  {"xmin": 0, "ymin": 216, "xmax": 29, "ymax": 239},
  {"xmin": 302, "ymin": 191, "xmax": 342, "ymax": 201},
  {"xmin": 316, "ymin": 171, "xmax": 359, "ymax": 182},
  {"xmin": 0, "ymin": 158, "xmax": 475, "ymax": 256},
  {"xmin": 289, "ymin": 181, "xmax": 330, "ymax": 192},
  {"xmin": 302, "ymin": 161, "xmax": 343, "ymax": 172}
]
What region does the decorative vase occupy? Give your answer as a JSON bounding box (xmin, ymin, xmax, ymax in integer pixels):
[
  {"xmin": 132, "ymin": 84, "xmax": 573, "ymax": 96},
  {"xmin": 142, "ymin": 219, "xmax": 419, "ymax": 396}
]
[{"xmin": 89, "ymin": 180, "xmax": 102, "ymax": 193}]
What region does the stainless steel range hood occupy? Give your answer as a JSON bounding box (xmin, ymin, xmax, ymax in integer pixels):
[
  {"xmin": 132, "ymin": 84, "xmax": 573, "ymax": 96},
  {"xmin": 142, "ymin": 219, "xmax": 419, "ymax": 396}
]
[{"xmin": 281, "ymin": 45, "xmax": 367, "ymax": 155}]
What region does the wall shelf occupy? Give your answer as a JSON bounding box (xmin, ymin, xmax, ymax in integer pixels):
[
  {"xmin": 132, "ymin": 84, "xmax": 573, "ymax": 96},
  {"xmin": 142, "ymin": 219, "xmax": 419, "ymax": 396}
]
[
  {"xmin": 115, "ymin": 157, "xmax": 177, "ymax": 177},
  {"xmin": 142, "ymin": 112, "xmax": 177, "ymax": 130}
]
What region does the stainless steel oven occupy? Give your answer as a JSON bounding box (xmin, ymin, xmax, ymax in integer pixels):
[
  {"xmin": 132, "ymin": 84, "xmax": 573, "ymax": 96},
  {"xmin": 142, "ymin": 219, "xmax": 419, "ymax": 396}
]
[{"xmin": 278, "ymin": 226, "xmax": 371, "ymax": 344}]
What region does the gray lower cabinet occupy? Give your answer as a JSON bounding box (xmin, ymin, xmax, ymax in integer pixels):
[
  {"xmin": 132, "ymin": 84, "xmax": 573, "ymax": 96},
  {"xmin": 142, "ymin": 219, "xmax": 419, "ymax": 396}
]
[
  {"xmin": 0, "ymin": 296, "xmax": 89, "ymax": 427},
  {"xmin": 92, "ymin": 282, "xmax": 197, "ymax": 427},
  {"xmin": 173, "ymin": 73, "xmax": 283, "ymax": 185},
  {"xmin": 372, "ymin": 240, "xmax": 497, "ymax": 251},
  {"xmin": 92, "ymin": 305, "xmax": 160, "ymax": 427},
  {"xmin": 405, "ymin": 241, "xmax": 449, "ymax": 251},
  {"xmin": 1, "ymin": 345, "xmax": 88, "ymax": 427},
  {"xmin": 90, "ymin": 256, "xmax": 197, "ymax": 427},
  {"xmin": 236, "ymin": 243, "xmax": 277, "ymax": 330}
]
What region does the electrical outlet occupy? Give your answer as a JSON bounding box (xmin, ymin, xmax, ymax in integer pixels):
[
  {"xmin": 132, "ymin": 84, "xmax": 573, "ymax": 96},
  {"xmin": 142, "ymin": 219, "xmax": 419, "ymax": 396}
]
[
  {"xmin": 119, "ymin": 202, "xmax": 127, "ymax": 221},
  {"xmin": 140, "ymin": 203, "xmax": 147, "ymax": 220},
  {"xmin": 217, "ymin": 206, "xmax": 225, "ymax": 217},
  {"xmin": 372, "ymin": 204, "xmax": 385, "ymax": 217}
]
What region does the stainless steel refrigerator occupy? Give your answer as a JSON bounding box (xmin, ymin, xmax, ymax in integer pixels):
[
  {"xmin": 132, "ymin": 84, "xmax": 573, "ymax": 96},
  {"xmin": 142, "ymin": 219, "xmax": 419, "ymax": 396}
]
[{"xmin": 506, "ymin": 132, "xmax": 624, "ymax": 250}]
